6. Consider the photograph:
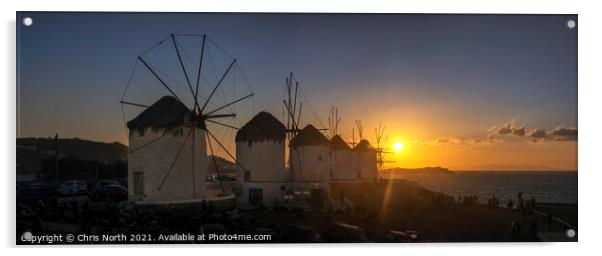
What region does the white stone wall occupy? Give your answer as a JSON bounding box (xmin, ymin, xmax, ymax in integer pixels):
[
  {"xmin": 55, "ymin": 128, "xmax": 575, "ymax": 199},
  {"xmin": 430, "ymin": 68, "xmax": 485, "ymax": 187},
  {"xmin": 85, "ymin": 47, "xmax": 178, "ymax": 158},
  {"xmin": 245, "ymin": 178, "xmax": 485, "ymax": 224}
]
[
  {"xmin": 236, "ymin": 140, "xmax": 286, "ymax": 182},
  {"xmin": 330, "ymin": 149, "xmax": 356, "ymax": 181},
  {"xmin": 291, "ymin": 145, "xmax": 330, "ymax": 182},
  {"xmin": 128, "ymin": 127, "xmax": 207, "ymax": 202},
  {"xmin": 354, "ymin": 151, "xmax": 378, "ymax": 181}
]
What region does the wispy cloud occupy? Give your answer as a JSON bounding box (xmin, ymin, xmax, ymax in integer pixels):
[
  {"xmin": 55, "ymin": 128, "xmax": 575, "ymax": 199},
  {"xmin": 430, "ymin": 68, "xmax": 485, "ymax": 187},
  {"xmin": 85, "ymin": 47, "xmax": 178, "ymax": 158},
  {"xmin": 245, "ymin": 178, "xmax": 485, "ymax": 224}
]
[
  {"xmin": 420, "ymin": 119, "xmax": 577, "ymax": 148},
  {"xmin": 488, "ymin": 119, "xmax": 577, "ymax": 142}
]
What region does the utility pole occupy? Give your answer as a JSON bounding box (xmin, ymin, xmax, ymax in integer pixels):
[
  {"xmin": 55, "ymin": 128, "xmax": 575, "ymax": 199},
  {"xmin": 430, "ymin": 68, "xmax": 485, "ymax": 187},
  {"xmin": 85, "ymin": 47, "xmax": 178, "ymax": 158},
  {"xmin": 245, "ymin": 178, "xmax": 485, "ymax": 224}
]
[{"xmin": 55, "ymin": 133, "xmax": 59, "ymax": 182}]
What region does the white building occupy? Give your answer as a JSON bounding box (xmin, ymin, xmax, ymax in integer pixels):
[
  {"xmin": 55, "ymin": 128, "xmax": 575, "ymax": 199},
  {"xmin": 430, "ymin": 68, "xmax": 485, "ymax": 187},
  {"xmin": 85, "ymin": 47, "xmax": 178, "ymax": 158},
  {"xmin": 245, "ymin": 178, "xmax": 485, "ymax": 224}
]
[
  {"xmin": 353, "ymin": 139, "xmax": 378, "ymax": 181},
  {"xmin": 235, "ymin": 111, "xmax": 288, "ymax": 207},
  {"xmin": 290, "ymin": 125, "xmax": 331, "ymax": 182},
  {"xmin": 127, "ymin": 96, "xmax": 208, "ymax": 203},
  {"xmin": 329, "ymin": 135, "xmax": 356, "ymax": 181}
]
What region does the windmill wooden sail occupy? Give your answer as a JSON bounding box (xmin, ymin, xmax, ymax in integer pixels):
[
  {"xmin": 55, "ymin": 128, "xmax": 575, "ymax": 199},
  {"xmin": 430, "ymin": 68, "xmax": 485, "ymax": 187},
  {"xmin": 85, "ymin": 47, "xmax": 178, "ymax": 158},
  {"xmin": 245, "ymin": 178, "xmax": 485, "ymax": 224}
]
[{"xmin": 122, "ymin": 33, "xmax": 254, "ymax": 205}]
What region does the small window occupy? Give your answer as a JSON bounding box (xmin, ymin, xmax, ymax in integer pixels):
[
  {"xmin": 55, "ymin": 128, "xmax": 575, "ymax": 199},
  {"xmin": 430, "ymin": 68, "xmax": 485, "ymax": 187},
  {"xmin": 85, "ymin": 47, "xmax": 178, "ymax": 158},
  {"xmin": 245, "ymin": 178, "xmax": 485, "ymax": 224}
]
[{"xmin": 244, "ymin": 170, "xmax": 251, "ymax": 182}]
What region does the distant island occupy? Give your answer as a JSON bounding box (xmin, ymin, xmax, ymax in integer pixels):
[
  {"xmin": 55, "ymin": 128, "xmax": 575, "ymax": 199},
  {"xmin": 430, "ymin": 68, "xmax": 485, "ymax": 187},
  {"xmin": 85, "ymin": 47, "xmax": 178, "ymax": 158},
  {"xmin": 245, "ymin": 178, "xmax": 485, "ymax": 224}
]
[
  {"xmin": 384, "ymin": 166, "xmax": 454, "ymax": 175},
  {"xmin": 457, "ymin": 164, "xmax": 565, "ymax": 171}
]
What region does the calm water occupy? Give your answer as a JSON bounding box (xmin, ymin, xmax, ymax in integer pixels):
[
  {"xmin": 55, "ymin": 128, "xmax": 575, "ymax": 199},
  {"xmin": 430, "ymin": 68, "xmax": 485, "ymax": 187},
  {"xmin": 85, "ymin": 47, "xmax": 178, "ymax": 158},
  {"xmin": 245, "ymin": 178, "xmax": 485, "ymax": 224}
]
[{"xmin": 390, "ymin": 171, "xmax": 577, "ymax": 204}]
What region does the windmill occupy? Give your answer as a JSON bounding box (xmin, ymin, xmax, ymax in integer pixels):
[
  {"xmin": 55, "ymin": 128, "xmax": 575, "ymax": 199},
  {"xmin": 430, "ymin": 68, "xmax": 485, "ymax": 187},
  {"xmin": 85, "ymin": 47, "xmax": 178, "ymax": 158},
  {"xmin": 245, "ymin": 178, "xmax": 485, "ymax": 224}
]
[
  {"xmin": 350, "ymin": 120, "xmax": 364, "ymax": 148},
  {"xmin": 281, "ymin": 72, "xmax": 329, "ymax": 182},
  {"xmin": 374, "ymin": 123, "xmax": 395, "ymax": 180},
  {"xmin": 328, "ymin": 107, "xmax": 341, "ymax": 138},
  {"xmin": 121, "ymin": 33, "xmax": 254, "ymax": 203},
  {"xmin": 328, "ymin": 107, "xmax": 356, "ymax": 181},
  {"xmin": 352, "ymin": 120, "xmax": 379, "ymax": 181},
  {"xmin": 282, "ymin": 73, "xmax": 302, "ymax": 181}
]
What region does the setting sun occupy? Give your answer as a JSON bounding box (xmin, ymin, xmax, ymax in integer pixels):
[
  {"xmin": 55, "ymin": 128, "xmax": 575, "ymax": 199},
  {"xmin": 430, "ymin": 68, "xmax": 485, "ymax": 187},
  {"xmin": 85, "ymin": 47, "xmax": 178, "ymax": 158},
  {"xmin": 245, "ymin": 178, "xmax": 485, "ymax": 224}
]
[{"xmin": 393, "ymin": 141, "xmax": 404, "ymax": 152}]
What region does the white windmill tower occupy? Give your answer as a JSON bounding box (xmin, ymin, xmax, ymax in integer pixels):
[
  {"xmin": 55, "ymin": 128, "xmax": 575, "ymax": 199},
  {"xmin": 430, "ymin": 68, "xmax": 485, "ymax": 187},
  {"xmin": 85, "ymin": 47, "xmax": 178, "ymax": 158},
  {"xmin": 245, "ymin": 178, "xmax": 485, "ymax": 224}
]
[
  {"xmin": 234, "ymin": 111, "xmax": 288, "ymax": 207},
  {"xmin": 279, "ymin": 73, "xmax": 330, "ymax": 183},
  {"xmin": 328, "ymin": 107, "xmax": 355, "ymax": 181},
  {"xmin": 121, "ymin": 33, "xmax": 254, "ymax": 204},
  {"xmin": 353, "ymin": 120, "xmax": 378, "ymax": 181}
]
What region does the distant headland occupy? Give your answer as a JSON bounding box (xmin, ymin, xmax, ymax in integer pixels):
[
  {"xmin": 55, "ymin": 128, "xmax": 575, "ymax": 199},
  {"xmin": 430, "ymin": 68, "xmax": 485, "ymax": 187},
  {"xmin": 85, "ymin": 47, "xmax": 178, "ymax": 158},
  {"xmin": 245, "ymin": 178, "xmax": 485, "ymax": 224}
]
[{"xmin": 384, "ymin": 166, "xmax": 454, "ymax": 175}]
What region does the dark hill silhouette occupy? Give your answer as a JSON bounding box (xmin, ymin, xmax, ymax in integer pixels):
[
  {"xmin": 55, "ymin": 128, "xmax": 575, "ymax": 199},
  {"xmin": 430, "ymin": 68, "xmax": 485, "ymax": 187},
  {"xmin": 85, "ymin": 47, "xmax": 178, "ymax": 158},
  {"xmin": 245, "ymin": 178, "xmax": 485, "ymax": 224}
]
[{"xmin": 17, "ymin": 137, "xmax": 127, "ymax": 166}]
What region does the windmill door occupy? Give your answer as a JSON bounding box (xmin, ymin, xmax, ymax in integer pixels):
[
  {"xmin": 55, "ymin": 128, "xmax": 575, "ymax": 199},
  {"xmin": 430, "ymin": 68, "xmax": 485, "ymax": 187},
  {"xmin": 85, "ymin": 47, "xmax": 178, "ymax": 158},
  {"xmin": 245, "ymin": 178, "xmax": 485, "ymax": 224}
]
[{"xmin": 249, "ymin": 188, "xmax": 263, "ymax": 206}]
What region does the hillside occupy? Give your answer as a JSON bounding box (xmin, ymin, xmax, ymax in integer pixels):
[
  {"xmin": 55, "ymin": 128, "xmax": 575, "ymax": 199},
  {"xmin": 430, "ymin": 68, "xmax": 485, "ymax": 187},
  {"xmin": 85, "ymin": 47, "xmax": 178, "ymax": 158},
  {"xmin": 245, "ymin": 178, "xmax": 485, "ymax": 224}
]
[{"xmin": 17, "ymin": 137, "xmax": 127, "ymax": 175}]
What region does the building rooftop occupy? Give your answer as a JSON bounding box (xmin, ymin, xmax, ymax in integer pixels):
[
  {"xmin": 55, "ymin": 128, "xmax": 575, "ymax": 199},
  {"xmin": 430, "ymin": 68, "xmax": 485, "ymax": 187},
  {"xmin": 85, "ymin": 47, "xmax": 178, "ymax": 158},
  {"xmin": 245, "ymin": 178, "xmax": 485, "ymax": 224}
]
[
  {"xmin": 291, "ymin": 124, "xmax": 329, "ymax": 147},
  {"xmin": 127, "ymin": 96, "xmax": 191, "ymax": 136},
  {"xmin": 236, "ymin": 111, "xmax": 286, "ymax": 144},
  {"xmin": 330, "ymin": 135, "xmax": 351, "ymax": 150},
  {"xmin": 354, "ymin": 139, "xmax": 376, "ymax": 152}
]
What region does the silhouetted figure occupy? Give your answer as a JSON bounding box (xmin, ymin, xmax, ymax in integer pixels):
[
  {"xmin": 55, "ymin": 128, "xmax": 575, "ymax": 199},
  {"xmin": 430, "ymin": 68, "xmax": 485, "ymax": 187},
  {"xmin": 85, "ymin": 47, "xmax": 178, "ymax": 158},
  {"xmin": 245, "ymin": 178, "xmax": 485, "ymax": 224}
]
[
  {"xmin": 511, "ymin": 221, "xmax": 518, "ymax": 240},
  {"xmin": 516, "ymin": 220, "xmax": 521, "ymax": 241}
]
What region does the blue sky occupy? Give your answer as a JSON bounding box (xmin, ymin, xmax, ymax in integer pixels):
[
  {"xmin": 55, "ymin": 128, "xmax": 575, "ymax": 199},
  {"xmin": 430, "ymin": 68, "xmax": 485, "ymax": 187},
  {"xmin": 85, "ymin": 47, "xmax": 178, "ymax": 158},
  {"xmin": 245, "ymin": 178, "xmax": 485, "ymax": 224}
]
[{"xmin": 17, "ymin": 13, "xmax": 577, "ymax": 149}]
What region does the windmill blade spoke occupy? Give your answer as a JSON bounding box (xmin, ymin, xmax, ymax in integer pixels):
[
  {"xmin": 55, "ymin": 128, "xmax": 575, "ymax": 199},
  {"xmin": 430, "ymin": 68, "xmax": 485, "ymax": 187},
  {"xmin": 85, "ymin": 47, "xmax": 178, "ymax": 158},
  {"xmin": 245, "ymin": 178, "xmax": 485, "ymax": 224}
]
[
  {"xmin": 206, "ymin": 130, "xmax": 247, "ymax": 171},
  {"xmin": 206, "ymin": 114, "xmax": 236, "ymax": 119},
  {"xmin": 206, "ymin": 132, "xmax": 225, "ymax": 193},
  {"xmin": 206, "ymin": 119, "xmax": 240, "ymax": 130},
  {"xmin": 158, "ymin": 128, "xmax": 193, "ymax": 190},
  {"xmin": 138, "ymin": 56, "xmax": 185, "ymax": 105},
  {"xmin": 129, "ymin": 132, "xmax": 169, "ymax": 154},
  {"xmin": 120, "ymin": 100, "xmax": 149, "ymax": 109},
  {"xmin": 283, "ymin": 100, "xmax": 298, "ymax": 128},
  {"xmin": 200, "ymin": 59, "xmax": 236, "ymax": 113},
  {"xmin": 205, "ymin": 93, "xmax": 254, "ymax": 116},
  {"xmin": 297, "ymin": 103, "xmax": 303, "ymax": 130},
  {"xmin": 170, "ymin": 34, "xmax": 197, "ymax": 112},
  {"xmin": 195, "ymin": 34, "xmax": 207, "ymax": 114}
]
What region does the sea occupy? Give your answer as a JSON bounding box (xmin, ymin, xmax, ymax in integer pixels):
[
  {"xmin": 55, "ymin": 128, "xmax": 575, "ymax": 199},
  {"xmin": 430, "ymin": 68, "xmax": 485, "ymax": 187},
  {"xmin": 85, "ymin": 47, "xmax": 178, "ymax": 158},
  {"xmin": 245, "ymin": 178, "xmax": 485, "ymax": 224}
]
[{"xmin": 389, "ymin": 171, "xmax": 577, "ymax": 204}]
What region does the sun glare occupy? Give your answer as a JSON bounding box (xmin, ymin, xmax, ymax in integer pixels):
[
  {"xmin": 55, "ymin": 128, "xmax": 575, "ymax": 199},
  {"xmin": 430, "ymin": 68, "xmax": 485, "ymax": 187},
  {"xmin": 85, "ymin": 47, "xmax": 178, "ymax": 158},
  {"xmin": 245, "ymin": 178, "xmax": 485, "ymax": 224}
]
[{"xmin": 393, "ymin": 141, "xmax": 404, "ymax": 152}]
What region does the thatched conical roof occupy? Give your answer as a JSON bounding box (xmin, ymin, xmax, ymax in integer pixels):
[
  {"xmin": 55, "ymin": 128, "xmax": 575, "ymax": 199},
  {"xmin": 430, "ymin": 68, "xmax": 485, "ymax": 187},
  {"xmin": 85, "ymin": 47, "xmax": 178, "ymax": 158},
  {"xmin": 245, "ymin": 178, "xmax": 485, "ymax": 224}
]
[
  {"xmin": 354, "ymin": 139, "xmax": 376, "ymax": 152},
  {"xmin": 291, "ymin": 124, "xmax": 329, "ymax": 147},
  {"xmin": 236, "ymin": 111, "xmax": 286, "ymax": 143},
  {"xmin": 330, "ymin": 135, "xmax": 351, "ymax": 150},
  {"xmin": 127, "ymin": 96, "xmax": 190, "ymax": 136}
]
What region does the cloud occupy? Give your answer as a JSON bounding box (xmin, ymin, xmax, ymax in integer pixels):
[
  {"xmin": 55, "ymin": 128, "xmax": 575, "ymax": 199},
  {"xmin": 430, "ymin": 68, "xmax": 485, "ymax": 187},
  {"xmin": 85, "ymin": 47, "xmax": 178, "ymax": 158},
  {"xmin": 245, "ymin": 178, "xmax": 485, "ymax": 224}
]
[
  {"xmin": 421, "ymin": 120, "xmax": 576, "ymax": 148},
  {"xmin": 548, "ymin": 126, "xmax": 578, "ymax": 141},
  {"xmin": 526, "ymin": 128, "xmax": 548, "ymax": 142},
  {"xmin": 424, "ymin": 136, "xmax": 497, "ymax": 147},
  {"xmin": 490, "ymin": 119, "xmax": 577, "ymax": 142},
  {"xmin": 489, "ymin": 119, "xmax": 526, "ymax": 138}
]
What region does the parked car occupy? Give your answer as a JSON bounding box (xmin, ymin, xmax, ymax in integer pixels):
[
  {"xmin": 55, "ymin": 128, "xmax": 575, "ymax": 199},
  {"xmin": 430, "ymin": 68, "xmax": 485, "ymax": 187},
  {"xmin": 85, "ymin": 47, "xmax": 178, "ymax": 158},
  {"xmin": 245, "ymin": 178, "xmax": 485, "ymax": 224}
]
[
  {"xmin": 323, "ymin": 221, "xmax": 370, "ymax": 242},
  {"xmin": 404, "ymin": 230, "xmax": 421, "ymax": 242},
  {"xmin": 381, "ymin": 230, "xmax": 412, "ymax": 242},
  {"xmin": 89, "ymin": 184, "xmax": 127, "ymax": 201},
  {"xmin": 17, "ymin": 183, "xmax": 56, "ymax": 203},
  {"xmin": 56, "ymin": 180, "xmax": 87, "ymax": 196},
  {"xmin": 87, "ymin": 180, "xmax": 123, "ymax": 193}
]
